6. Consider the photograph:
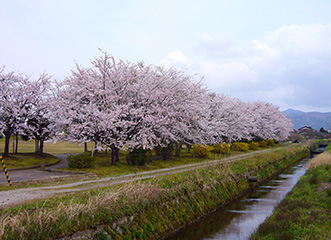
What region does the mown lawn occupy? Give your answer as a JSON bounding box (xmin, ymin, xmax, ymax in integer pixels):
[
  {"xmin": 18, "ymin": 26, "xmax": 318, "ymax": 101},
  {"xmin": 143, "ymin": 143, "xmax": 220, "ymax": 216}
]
[
  {"xmin": 0, "ymin": 137, "xmax": 94, "ymax": 155},
  {"xmin": 0, "ymin": 138, "xmax": 94, "ymax": 168}
]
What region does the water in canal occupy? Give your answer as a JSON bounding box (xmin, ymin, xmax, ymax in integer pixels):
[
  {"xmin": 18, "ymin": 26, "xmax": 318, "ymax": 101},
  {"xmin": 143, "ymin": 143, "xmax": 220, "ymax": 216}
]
[{"xmin": 166, "ymin": 157, "xmax": 310, "ymax": 240}]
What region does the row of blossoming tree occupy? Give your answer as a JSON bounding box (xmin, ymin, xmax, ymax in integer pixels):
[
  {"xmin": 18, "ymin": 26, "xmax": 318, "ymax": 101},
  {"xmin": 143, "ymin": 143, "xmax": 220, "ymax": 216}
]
[{"xmin": 0, "ymin": 51, "xmax": 292, "ymax": 162}]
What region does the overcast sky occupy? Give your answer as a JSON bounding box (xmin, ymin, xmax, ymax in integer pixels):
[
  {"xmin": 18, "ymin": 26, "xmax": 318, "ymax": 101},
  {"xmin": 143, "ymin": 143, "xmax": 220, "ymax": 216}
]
[{"xmin": 1, "ymin": 0, "xmax": 331, "ymax": 112}]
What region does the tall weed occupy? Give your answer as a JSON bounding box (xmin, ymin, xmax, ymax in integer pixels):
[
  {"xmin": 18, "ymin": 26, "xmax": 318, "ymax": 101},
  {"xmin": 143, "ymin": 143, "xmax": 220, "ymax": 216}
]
[{"xmin": 306, "ymin": 152, "xmax": 331, "ymax": 169}]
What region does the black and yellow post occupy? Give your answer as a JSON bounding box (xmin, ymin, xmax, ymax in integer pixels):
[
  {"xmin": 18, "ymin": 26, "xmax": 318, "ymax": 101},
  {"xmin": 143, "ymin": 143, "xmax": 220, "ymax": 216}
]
[{"xmin": 1, "ymin": 154, "xmax": 12, "ymax": 186}]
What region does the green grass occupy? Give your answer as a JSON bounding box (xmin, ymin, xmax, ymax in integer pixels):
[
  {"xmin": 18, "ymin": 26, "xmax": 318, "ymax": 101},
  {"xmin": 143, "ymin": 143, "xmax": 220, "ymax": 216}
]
[
  {"xmin": 0, "ymin": 138, "xmax": 94, "ymax": 169},
  {"xmin": 44, "ymin": 141, "xmax": 94, "ymax": 154},
  {"xmin": 0, "ymin": 137, "xmax": 94, "ymax": 155},
  {"xmin": 61, "ymin": 148, "xmax": 259, "ymax": 176},
  {"xmin": 326, "ymin": 143, "xmax": 331, "ymax": 152},
  {"xmin": 251, "ymin": 153, "xmax": 331, "ymax": 239},
  {"xmin": 0, "ymin": 174, "xmax": 96, "ymax": 191},
  {"xmin": 1, "ymin": 153, "xmax": 59, "ymax": 169}
]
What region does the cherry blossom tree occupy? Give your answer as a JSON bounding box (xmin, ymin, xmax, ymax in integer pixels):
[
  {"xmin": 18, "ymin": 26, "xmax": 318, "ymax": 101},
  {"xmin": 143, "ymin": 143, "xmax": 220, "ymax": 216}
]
[
  {"xmin": 206, "ymin": 96, "xmax": 292, "ymax": 144},
  {"xmin": 56, "ymin": 52, "xmax": 158, "ymax": 164},
  {"xmin": 0, "ymin": 67, "xmax": 41, "ymax": 156},
  {"xmin": 54, "ymin": 50, "xmax": 292, "ymax": 165},
  {"xmin": 207, "ymin": 94, "xmax": 254, "ymax": 143},
  {"xmin": 250, "ymin": 102, "xmax": 292, "ymax": 141},
  {"xmin": 141, "ymin": 66, "xmax": 211, "ymax": 148},
  {"xmin": 22, "ymin": 73, "xmax": 57, "ymax": 154},
  {"xmin": 0, "ymin": 52, "xmax": 293, "ymax": 163},
  {"xmin": 56, "ymin": 50, "xmax": 212, "ymax": 164}
]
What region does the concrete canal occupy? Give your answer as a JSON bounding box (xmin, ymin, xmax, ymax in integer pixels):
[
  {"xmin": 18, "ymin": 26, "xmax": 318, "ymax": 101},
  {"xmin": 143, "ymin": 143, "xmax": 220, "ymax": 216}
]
[{"xmin": 166, "ymin": 156, "xmax": 312, "ymax": 240}]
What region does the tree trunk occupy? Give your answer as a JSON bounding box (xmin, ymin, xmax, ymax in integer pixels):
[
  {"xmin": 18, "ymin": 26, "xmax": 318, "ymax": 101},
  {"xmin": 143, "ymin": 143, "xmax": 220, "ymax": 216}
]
[
  {"xmin": 110, "ymin": 145, "xmax": 120, "ymax": 165},
  {"xmin": 160, "ymin": 144, "xmax": 173, "ymax": 160},
  {"xmin": 39, "ymin": 140, "xmax": 44, "ymax": 155},
  {"xmin": 155, "ymin": 145, "xmax": 161, "ymax": 156},
  {"xmin": 148, "ymin": 149, "xmax": 153, "ymax": 164},
  {"xmin": 15, "ymin": 133, "xmax": 18, "ymax": 153},
  {"xmin": 94, "ymin": 141, "xmax": 98, "ymax": 153},
  {"xmin": 175, "ymin": 142, "xmax": 181, "ymax": 157},
  {"xmin": 186, "ymin": 144, "xmax": 191, "ymax": 153},
  {"xmin": 84, "ymin": 142, "xmax": 88, "ymax": 152},
  {"xmin": 4, "ymin": 131, "xmax": 11, "ymax": 157},
  {"xmin": 35, "ymin": 139, "xmax": 40, "ymax": 153},
  {"xmin": 115, "ymin": 148, "xmax": 120, "ymax": 163}
]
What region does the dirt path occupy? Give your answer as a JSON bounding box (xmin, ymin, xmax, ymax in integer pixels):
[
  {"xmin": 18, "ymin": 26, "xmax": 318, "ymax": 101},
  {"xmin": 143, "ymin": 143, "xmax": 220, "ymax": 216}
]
[{"xmin": 0, "ymin": 148, "xmax": 280, "ymax": 208}]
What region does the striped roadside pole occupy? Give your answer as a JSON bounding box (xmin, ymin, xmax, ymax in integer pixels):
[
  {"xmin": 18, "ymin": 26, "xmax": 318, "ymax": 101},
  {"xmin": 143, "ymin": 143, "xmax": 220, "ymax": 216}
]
[{"xmin": 1, "ymin": 154, "xmax": 12, "ymax": 186}]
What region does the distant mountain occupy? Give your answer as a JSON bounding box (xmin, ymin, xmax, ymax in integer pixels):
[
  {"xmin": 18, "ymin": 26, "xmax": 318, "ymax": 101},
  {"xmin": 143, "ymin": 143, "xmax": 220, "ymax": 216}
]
[{"xmin": 282, "ymin": 109, "xmax": 331, "ymax": 130}]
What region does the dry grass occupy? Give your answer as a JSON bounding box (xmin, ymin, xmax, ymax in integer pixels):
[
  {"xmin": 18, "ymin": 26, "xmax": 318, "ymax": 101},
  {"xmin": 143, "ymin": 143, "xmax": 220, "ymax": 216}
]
[
  {"xmin": 306, "ymin": 152, "xmax": 331, "ymax": 169},
  {"xmin": 0, "ymin": 182, "xmax": 164, "ymax": 239}
]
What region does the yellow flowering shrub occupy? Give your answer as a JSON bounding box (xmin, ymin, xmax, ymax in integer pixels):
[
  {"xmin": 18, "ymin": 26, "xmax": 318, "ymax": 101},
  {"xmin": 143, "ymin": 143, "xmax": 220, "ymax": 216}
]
[
  {"xmin": 214, "ymin": 143, "xmax": 230, "ymax": 154},
  {"xmin": 193, "ymin": 144, "xmax": 214, "ymax": 158},
  {"xmin": 249, "ymin": 142, "xmax": 260, "ymax": 150},
  {"xmin": 259, "ymin": 140, "xmax": 268, "ymax": 148},
  {"xmin": 231, "ymin": 142, "xmax": 249, "ymax": 151}
]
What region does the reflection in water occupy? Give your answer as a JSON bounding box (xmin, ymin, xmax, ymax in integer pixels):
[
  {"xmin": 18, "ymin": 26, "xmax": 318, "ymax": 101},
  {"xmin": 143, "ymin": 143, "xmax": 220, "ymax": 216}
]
[{"xmin": 166, "ymin": 158, "xmax": 310, "ymax": 240}]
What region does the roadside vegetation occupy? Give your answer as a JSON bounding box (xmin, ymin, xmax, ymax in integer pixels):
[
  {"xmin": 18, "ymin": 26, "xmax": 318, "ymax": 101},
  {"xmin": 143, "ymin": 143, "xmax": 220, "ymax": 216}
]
[
  {"xmin": 62, "ymin": 140, "xmax": 277, "ymax": 176},
  {"xmin": 0, "ymin": 153, "xmax": 58, "ymax": 169},
  {"xmin": 0, "ymin": 143, "xmax": 309, "ymax": 239},
  {"xmin": 1, "ymin": 134, "xmax": 279, "ymax": 176},
  {"xmin": 251, "ymin": 143, "xmax": 331, "ymax": 240},
  {"xmin": 0, "ymin": 138, "xmax": 281, "ymax": 194}
]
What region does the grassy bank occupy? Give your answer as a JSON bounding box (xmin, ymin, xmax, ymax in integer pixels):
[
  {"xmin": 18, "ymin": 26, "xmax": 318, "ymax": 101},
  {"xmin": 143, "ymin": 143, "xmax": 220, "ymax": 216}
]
[
  {"xmin": 0, "ymin": 144, "xmax": 309, "ymax": 239},
  {"xmin": 251, "ymin": 145, "xmax": 331, "ymax": 240},
  {"xmin": 1, "ymin": 153, "xmax": 59, "ymax": 169}
]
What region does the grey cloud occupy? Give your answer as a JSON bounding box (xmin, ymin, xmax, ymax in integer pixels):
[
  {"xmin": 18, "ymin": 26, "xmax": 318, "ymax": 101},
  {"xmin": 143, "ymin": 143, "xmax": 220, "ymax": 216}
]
[{"xmin": 189, "ymin": 24, "xmax": 331, "ymax": 112}]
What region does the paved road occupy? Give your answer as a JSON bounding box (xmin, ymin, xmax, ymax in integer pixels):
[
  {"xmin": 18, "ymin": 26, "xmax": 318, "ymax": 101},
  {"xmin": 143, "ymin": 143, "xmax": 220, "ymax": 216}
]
[{"xmin": 0, "ymin": 154, "xmax": 73, "ymax": 184}]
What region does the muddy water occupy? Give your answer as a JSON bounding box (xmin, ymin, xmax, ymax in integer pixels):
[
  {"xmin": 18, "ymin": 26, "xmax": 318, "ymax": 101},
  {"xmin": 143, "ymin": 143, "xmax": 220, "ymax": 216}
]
[{"xmin": 166, "ymin": 157, "xmax": 310, "ymax": 240}]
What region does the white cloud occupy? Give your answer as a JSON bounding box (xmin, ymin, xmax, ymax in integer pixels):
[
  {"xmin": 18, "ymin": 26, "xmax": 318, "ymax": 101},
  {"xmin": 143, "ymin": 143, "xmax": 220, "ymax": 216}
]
[
  {"xmin": 160, "ymin": 50, "xmax": 189, "ymax": 68},
  {"xmin": 162, "ymin": 24, "xmax": 331, "ymax": 112}
]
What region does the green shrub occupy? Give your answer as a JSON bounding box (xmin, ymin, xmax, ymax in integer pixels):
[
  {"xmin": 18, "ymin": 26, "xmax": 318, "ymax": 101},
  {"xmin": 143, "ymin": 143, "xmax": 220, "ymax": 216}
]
[
  {"xmin": 259, "ymin": 140, "xmax": 268, "ymax": 148},
  {"xmin": 249, "ymin": 142, "xmax": 260, "ymax": 150},
  {"xmin": 267, "ymin": 139, "xmax": 275, "ymax": 146},
  {"xmin": 155, "ymin": 145, "xmax": 173, "ymax": 160},
  {"xmin": 126, "ymin": 147, "xmax": 149, "ymax": 166},
  {"xmin": 231, "ymin": 142, "xmax": 249, "ymax": 151},
  {"xmin": 193, "ymin": 144, "xmax": 213, "ymax": 158},
  {"xmin": 213, "ymin": 143, "xmax": 230, "ymax": 154},
  {"xmin": 67, "ymin": 154, "xmax": 95, "ymax": 169}
]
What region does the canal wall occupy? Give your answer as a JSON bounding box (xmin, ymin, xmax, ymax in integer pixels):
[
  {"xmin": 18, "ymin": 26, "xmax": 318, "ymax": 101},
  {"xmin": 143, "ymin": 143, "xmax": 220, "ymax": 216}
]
[{"xmin": 90, "ymin": 144, "xmax": 310, "ymax": 240}]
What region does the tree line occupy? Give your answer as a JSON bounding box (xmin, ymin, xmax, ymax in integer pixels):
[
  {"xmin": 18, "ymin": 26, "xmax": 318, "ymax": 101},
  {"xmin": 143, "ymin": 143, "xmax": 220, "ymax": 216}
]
[{"xmin": 0, "ymin": 50, "xmax": 292, "ymax": 161}]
